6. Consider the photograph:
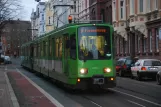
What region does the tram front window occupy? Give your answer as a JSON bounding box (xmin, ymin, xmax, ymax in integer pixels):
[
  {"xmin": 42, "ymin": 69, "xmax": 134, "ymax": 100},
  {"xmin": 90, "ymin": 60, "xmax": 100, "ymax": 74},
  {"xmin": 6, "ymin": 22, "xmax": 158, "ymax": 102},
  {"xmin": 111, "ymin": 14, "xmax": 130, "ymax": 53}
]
[{"xmin": 78, "ymin": 26, "xmax": 111, "ymax": 60}]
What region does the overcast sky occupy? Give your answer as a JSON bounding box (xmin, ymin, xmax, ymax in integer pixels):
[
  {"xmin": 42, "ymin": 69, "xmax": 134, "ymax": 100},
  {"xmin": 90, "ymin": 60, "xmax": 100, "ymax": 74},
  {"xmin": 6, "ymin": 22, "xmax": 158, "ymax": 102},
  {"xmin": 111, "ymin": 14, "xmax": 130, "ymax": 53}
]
[{"xmin": 21, "ymin": 0, "xmax": 48, "ymax": 21}]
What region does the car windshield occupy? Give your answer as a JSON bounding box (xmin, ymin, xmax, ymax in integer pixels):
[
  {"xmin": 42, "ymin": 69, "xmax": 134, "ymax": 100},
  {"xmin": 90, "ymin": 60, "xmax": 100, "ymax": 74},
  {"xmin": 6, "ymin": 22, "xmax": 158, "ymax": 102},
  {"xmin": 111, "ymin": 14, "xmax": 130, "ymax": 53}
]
[
  {"xmin": 125, "ymin": 59, "xmax": 132, "ymax": 65},
  {"xmin": 78, "ymin": 26, "xmax": 111, "ymax": 60},
  {"xmin": 144, "ymin": 60, "xmax": 161, "ymax": 66}
]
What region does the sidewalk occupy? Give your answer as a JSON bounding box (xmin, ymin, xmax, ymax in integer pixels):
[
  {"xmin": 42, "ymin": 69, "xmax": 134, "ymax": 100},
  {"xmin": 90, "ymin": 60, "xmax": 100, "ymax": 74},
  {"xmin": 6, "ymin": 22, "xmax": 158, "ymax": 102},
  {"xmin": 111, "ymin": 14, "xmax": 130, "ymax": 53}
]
[
  {"xmin": 0, "ymin": 65, "xmax": 59, "ymax": 107},
  {"xmin": 0, "ymin": 66, "xmax": 17, "ymax": 107}
]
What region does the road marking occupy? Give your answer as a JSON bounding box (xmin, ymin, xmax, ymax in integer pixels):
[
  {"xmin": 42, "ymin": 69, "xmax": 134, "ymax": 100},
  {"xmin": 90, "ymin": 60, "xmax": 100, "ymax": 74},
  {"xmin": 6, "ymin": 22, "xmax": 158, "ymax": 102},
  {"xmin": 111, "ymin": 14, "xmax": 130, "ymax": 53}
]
[
  {"xmin": 90, "ymin": 101, "xmax": 102, "ymax": 107},
  {"xmin": 0, "ymin": 89, "xmax": 4, "ymax": 98},
  {"xmin": 117, "ymin": 77, "xmax": 161, "ymax": 88},
  {"xmin": 127, "ymin": 100, "xmax": 146, "ymax": 107},
  {"xmin": 110, "ymin": 88, "xmax": 161, "ymax": 107},
  {"xmin": 16, "ymin": 68, "xmax": 64, "ymax": 107},
  {"xmin": 5, "ymin": 65, "xmax": 7, "ymax": 70}
]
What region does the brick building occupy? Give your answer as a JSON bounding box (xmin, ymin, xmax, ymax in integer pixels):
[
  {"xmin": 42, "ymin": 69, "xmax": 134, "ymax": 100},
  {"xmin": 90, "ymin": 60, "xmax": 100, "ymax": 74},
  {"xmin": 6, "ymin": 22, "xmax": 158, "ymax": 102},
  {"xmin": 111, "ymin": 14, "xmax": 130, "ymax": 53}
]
[
  {"xmin": 1, "ymin": 20, "xmax": 31, "ymax": 56},
  {"xmin": 89, "ymin": 0, "xmax": 112, "ymax": 24}
]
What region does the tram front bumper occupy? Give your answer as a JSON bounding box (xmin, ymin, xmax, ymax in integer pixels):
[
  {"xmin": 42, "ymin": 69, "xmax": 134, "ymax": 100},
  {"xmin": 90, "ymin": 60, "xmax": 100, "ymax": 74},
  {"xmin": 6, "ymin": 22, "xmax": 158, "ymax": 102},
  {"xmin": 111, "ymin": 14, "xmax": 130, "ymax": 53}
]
[{"xmin": 75, "ymin": 77, "xmax": 116, "ymax": 89}]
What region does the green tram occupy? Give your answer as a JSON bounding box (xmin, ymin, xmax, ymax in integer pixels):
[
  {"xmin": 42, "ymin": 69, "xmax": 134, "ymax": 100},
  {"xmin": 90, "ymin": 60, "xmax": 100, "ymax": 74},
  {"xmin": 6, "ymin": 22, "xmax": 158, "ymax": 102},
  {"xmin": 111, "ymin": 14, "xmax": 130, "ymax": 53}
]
[{"xmin": 21, "ymin": 23, "xmax": 116, "ymax": 90}]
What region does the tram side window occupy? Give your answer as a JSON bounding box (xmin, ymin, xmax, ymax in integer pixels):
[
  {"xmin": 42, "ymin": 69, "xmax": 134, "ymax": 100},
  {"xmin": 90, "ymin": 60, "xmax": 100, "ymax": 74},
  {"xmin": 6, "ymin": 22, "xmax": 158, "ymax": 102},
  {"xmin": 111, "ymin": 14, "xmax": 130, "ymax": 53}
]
[
  {"xmin": 41, "ymin": 42, "xmax": 43, "ymax": 57},
  {"xmin": 70, "ymin": 35, "xmax": 76, "ymax": 59},
  {"xmin": 34, "ymin": 47, "xmax": 36, "ymax": 57},
  {"xmin": 64, "ymin": 36, "xmax": 70, "ymax": 57},
  {"xmin": 59, "ymin": 37, "xmax": 62, "ymax": 59},
  {"xmin": 55, "ymin": 38, "xmax": 59, "ymax": 58},
  {"xmin": 43, "ymin": 41, "xmax": 46, "ymax": 56},
  {"xmin": 38, "ymin": 44, "xmax": 40, "ymax": 57},
  {"xmin": 46, "ymin": 41, "xmax": 48, "ymax": 57},
  {"xmin": 49, "ymin": 40, "xmax": 52, "ymax": 56}
]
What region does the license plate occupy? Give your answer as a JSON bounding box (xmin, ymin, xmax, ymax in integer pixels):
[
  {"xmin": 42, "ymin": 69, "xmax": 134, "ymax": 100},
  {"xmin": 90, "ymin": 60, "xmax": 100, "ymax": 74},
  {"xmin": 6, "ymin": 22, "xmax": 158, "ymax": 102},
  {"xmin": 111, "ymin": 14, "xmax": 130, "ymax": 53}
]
[
  {"xmin": 148, "ymin": 67, "xmax": 158, "ymax": 70},
  {"xmin": 93, "ymin": 78, "xmax": 104, "ymax": 84}
]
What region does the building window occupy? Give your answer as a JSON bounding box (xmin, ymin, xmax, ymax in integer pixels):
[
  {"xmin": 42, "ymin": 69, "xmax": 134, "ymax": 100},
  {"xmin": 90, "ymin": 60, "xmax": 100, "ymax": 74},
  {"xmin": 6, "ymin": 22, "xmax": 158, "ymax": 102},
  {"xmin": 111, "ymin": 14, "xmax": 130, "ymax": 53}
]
[
  {"xmin": 130, "ymin": 0, "xmax": 135, "ymax": 15},
  {"xmin": 74, "ymin": 1, "xmax": 76, "ymax": 12},
  {"xmin": 128, "ymin": 35, "xmax": 130, "ymax": 54},
  {"xmin": 155, "ymin": 28, "xmax": 159, "ymax": 51},
  {"xmin": 154, "ymin": 0, "xmax": 158, "ymax": 10},
  {"xmin": 119, "ymin": 37, "xmax": 121, "ymax": 54},
  {"xmin": 42, "ymin": 14, "xmax": 44, "ymax": 20},
  {"xmin": 144, "ymin": 38, "xmax": 146, "ymax": 52},
  {"xmin": 139, "ymin": 0, "xmax": 143, "ymax": 12},
  {"xmin": 113, "ymin": 1, "xmax": 116, "ymax": 21},
  {"xmin": 149, "ymin": 30, "xmax": 152, "ymax": 52},
  {"xmin": 43, "ymin": 26, "xmax": 44, "ymax": 32},
  {"xmin": 142, "ymin": 36, "xmax": 146, "ymax": 53},
  {"xmin": 120, "ymin": 0, "xmax": 124, "ymax": 19},
  {"xmin": 147, "ymin": 0, "xmax": 151, "ymax": 12},
  {"xmin": 49, "ymin": 17, "xmax": 50, "ymax": 24},
  {"xmin": 138, "ymin": 37, "xmax": 140, "ymax": 52}
]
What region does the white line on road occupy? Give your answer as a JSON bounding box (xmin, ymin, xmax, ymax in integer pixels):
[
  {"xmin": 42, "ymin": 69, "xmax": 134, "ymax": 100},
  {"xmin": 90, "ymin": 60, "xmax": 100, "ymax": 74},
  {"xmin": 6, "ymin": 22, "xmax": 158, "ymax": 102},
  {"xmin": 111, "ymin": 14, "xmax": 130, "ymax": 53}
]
[
  {"xmin": 16, "ymin": 68, "xmax": 64, "ymax": 107},
  {"xmin": 117, "ymin": 77, "xmax": 161, "ymax": 88},
  {"xmin": 90, "ymin": 101, "xmax": 102, "ymax": 107},
  {"xmin": 0, "ymin": 89, "xmax": 4, "ymax": 98},
  {"xmin": 5, "ymin": 65, "xmax": 7, "ymax": 71},
  {"xmin": 110, "ymin": 88, "xmax": 161, "ymax": 107},
  {"xmin": 127, "ymin": 100, "xmax": 146, "ymax": 107}
]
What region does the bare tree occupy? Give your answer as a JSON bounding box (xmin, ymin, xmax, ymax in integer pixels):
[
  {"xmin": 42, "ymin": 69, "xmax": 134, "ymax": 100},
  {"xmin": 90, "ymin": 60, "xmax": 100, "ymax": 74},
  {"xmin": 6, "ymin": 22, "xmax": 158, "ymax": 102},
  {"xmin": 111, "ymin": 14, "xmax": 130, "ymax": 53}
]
[
  {"xmin": 0, "ymin": 0, "xmax": 23, "ymax": 60},
  {"xmin": 0, "ymin": 0, "xmax": 23, "ymax": 29}
]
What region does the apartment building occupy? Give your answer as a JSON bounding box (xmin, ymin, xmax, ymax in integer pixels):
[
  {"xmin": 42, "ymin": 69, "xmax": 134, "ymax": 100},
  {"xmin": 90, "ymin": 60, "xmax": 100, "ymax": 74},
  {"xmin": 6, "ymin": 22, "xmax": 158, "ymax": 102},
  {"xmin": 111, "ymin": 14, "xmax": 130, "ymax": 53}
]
[
  {"xmin": 113, "ymin": 0, "xmax": 161, "ymax": 60},
  {"xmin": 31, "ymin": 2, "xmax": 45, "ymax": 39},
  {"xmin": 145, "ymin": 0, "xmax": 161, "ymax": 60},
  {"xmin": 31, "ymin": 9, "xmax": 37, "ymax": 40}
]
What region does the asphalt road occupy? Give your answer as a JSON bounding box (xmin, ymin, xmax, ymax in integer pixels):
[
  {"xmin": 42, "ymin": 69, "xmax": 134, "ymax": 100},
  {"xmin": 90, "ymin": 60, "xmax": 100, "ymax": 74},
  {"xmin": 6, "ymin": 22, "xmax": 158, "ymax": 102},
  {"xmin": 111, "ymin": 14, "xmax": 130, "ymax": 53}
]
[{"xmin": 5, "ymin": 57, "xmax": 161, "ymax": 107}]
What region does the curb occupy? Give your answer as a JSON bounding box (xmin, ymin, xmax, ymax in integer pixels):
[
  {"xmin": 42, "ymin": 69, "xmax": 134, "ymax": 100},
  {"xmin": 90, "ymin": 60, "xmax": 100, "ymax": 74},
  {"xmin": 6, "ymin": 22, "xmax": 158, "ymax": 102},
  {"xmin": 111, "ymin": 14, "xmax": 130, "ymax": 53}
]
[{"xmin": 4, "ymin": 72, "xmax": 20, "ymax": 107}]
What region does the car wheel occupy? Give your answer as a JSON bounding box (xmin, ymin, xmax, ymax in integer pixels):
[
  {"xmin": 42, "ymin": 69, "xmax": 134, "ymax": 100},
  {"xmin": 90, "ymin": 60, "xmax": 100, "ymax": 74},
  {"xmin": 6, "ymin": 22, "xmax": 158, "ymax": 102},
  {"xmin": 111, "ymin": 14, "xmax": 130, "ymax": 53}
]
[
  {"xmin": 137, "ymin": 72, "xmax": 142, "ymax": 81},
  {"xmin": 156, "ymin": 75, "xmax": 161, "ymax": 85},
  {"xmin": 119, "ymin": 70, "xmax": 124, "ymax": 77}
]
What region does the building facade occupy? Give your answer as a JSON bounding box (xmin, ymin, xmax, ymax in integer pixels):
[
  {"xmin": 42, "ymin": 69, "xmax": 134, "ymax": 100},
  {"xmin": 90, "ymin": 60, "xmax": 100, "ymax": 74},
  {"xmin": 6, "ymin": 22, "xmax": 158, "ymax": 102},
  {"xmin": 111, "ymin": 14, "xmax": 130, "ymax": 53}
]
[
  {"xmin": 31, "ymin": 9, "xmax": 37, "ymax": 40},
  {"xmin": 113, "ymin": 0, "xmax": 161, "ymax": 60},
  {"xmin": 31, "ymin": 2, "xmax": 45, "ymax": 39},
  {"xmin": 52, "ymin": 0, "xmax": 74, "ymax": 28},
  {"xmin": 89, "ymin": 0, "xmax": 112, "ymax": 24},
  {"xmin": 44, "ymin": 0, "xmax": 54, "ymax": 33},
  {"xmin": 1, "ymin": 20, "xmax": 31, "ymax": 56},
  {"xmin": 77, "ymin": 0, "xmax": 90, "ymax": 21},
  {"xmin": 37, "ymin": 2, "xmax": 45, "ymax": 36},
  {"xmin": 145, "ymin": 0, "xmax": 161, "ymax": 60}
]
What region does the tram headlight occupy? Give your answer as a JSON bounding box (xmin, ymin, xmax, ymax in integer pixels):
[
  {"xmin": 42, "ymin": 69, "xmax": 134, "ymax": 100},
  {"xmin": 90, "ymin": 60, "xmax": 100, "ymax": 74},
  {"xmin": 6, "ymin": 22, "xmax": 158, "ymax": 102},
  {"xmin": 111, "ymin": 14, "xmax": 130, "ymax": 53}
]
[
  {"xmin": 103, "ymin": 68, "xmax": 111, "ymax": 73},
  {"xmin": 80, "ymin": 68, "xmax": 88, "ymax": 74}
]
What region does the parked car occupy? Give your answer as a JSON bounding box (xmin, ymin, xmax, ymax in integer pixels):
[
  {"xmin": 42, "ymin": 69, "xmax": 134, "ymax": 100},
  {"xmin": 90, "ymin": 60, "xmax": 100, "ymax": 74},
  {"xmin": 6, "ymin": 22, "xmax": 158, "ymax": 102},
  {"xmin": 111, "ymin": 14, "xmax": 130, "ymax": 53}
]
[
  {"xmin": 4, "ymin": 56, "xmax": 12, "ymax": 64},
  {"xmin": 156, "ymin": 71, "xmax": 161, "ymax": 85},
  {"xmin": 131, "ymin": 59, "xmax": 161, "ymax": 81},
  {"xmin": 116, "ymin": 56, "xmax": 135, "ymax": 77}
]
